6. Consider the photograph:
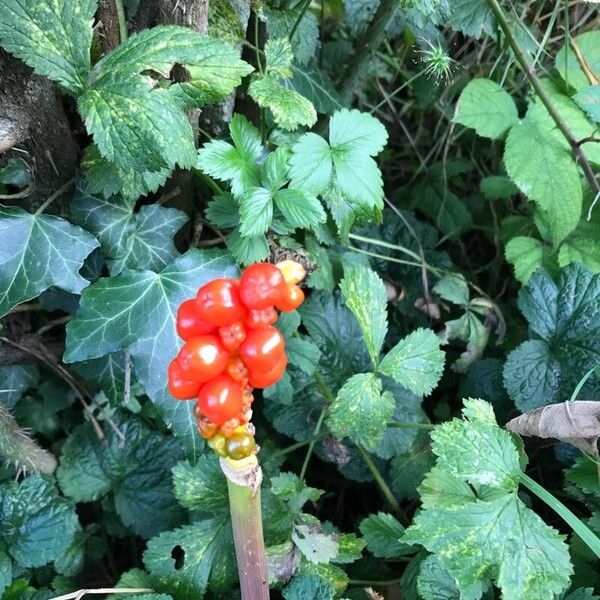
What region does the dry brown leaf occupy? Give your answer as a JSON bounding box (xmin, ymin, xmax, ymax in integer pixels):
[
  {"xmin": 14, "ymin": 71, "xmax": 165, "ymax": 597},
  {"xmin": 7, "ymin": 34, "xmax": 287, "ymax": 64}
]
[{"xmin": 506, "ymin": 401, "xmax": 600, "ymax": 457}]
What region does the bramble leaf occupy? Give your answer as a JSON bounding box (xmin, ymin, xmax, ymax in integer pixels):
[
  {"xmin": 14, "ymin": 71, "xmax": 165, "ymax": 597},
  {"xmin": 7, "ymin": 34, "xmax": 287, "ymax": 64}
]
[
  {"xmin": 359, "ymin": 512, "xmax": 411, "ymax": 558},
  {"xmin": 0, "ymin": 0, "xmax": 95, "ymax": 93},
  {"xmin": 455, "ymin": 79, "xmax": 518, "ymax": 139},
  {"xmin": 64, "ymin": 250, "xmax": 238, "ymax": 456},
  {"xmin": 402, "ymin": 399, "xmax": 573, "ymax": 600},
  {"xmin": 378, "ymin": 329, "xmax": 445, "ymax": 396},
  {"xmin": 0, "ymin": 206, "xmax": 99, "ymax": 318},
  {"xmin": 274, "ymin": 189, "xmax": 326, "ymax": 229},
  {"xmin": 505, "ymin": 236, "xmax": 555, "ymax": 283}
]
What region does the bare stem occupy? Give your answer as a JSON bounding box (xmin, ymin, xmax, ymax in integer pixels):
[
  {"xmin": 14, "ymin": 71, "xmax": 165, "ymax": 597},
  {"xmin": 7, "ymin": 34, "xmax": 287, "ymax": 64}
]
[{"xmin": 221, "ymin": 455, "xmax": 270, "ymax": 600}]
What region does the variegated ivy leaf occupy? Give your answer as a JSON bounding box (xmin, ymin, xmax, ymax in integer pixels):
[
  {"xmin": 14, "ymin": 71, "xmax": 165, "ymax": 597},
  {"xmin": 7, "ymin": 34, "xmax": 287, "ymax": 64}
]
[
  {"xmin": 403, "ymin": 399, "xmax": 573, "ymax": 600},
  {"xmin": 0, "ymin": 206, "xmax": 99, "ymax": 318},
  {"xmin": 64, "ymin": 249, "xmax": 238, "ymax": 457}
]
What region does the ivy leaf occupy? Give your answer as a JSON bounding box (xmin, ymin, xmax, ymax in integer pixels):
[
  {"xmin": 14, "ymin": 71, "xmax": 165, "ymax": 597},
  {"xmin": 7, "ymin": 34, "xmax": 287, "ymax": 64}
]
[
  {"xmin": 0, "ymin": 365, "xmax": 39, "ymax": 408},
  {"xmin": 57, "ymin": 416, "xmax": 185, "ymax": 538},
  {"xmin": 107, "ymin": 205, "xmax": 188, "ymax": 275},
  {"xmin": 504, "ymin": 116, "xmax": 582, "ymax": 245},
  {"xmin": 455, "ymin": 79, "xmax": 518, "ymax": 139},
  {"xmin": 64, "ymin": 250, "xmax": 238, "ymax": 456},
  {"xmin": 0, "ymin": 206, "xmax": 99, "ymax": 318},
  {"xmin": 249, "ymin": 75, "xmax": 317, "ymax": 131},
  {"xmin": 274, "ymin": 189, "xmax": 326, "ymax": 229},
  {"xmin": 503, "ymin": 263, "xmax": 600, "ymax": 410},
  {"xmin": 289, "ymin": 109, "xmax": 387, "ymax": 211},
  {"xmin": 198, "ymin": 114, "xmax": 263, "ymax": 197},
  {"xmin": 378, "ymin": 329, "xmax": 445, "ymax": 396},
  {"xmin": 143, "ymin": 516, "xmax": 235, "ymax": 600},
  {"xmin": 327, "ymin": 373, "xmax": 394, "ymax": 451},
  {"xmin": 402, "ymin": 399, "xmax": 573, "ymax": 600},
  {"xmin": 0, "ymin": 474, "xmax": 78, "ymax": 568},
  {"xmin": 339, "ymin": 265, "xmax": 388, "ymax": 367},
  {"xmin": 0, "ymin": 0, "xmax": 95, "ymax": 93},
  {"xmin": 359, "ymin": 512, "xmax": 411, "ymax": 558},
  {"xmin": 71, "ymin": 352, "xmax": 126, "ymax": 405},
  {"xmin": 172, "ymin": 454, "xmax": 228, "ymax": 514}
]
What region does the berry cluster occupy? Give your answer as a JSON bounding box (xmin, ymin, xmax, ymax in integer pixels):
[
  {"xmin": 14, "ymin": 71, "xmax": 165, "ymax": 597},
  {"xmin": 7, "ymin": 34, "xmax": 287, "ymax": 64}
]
[{"xmin": 168, "ymin": 261, "xmax": 306, "ymax": 460}]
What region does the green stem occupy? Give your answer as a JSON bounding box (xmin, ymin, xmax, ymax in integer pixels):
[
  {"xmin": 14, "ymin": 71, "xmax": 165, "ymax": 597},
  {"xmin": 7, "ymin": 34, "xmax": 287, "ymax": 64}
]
[
  {"xmin": 299, "ymin": 407, "xmax": 326, "ymax": 480},
  {"xmin": 348, "ymin": 578, "xmax": 403, "ymax": 586},
  {"xmin": 485, "ymin": 0, "xmax": 600, "ymax": 200},
  {"xmin": 387, "ymin": 421, "xmax": 434, "ymax": 430},
  {"xmin": 357, "ymin": 444, "xmax": 407, "ymax": 525},
  {"xmin": 264, "ymin": 432, "xmax": 329, "ymax": 463},
  {"xmin": 34, "ymin": 178, "xmax": 75, "ymax": 215},
  {"xmin": 223, "ymin": 456, "xmax": 270, "ymax": 600},
  {"xmin": 348, "ymin": 232, "xmax": 422, "ymax": 262},
  {"xmin": 520, "ymin": 472, "xmax": 600, "ymax": 558},
  {"xmin": 115, "ymin": 0, "xmax": 128, "ymax": 42},
  {"xmin": 288, "ymin": 0, "xmax": 312, "ymax": 41}
]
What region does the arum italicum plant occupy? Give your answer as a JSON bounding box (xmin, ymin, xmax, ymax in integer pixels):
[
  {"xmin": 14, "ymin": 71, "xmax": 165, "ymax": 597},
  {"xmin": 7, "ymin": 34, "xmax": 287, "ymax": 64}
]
[{"xmin": 168, "ymin": 259, "xmax": 307, "ymax": 599}]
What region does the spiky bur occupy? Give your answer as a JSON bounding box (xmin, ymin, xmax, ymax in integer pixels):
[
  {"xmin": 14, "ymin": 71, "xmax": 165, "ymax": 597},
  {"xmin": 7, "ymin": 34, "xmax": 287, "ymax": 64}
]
[
  {"xmin": 417, "ymin": 38, "xmax": 455, "ymax": 82},
  {"xmin": 0, "ymin": 402, "xmax": 57, "ymax": 475}
]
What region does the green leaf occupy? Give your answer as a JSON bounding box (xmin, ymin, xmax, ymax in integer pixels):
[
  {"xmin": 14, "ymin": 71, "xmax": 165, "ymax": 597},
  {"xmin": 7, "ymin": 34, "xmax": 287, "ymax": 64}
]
[
  {"xmin": 416, "ymin": 555, "xmax": 466, "ymax": 600},
  {"xmin": 249, "ymin": 74, "xmax": 317, "ymax": 131},
  {"xmin": 433, "ymin": 273, "xmax": 469, "ymax": 305},
  {"xmin": 292, "ymin": 524, "xmax": 339, "ymax": 565},
  {"xmin": 0, "ymin": 206, "xmax": 99, "ymax": 318},
  {"xmin": 559, "ymin": 233, "xmax": 600, "ymax": 272},
  {"xmin": 286, "ymin": 63, "xmax": 344, "ymax": 115},
  {"xmin": 0, "ymin": 474, "xmax": 78, "ymax": 568},
  {"xmin": 172, "ymin": 454, "xmax": 228, "ymax": 514},
  {"xmin": 574, "ymin": 85, "xmax": 600, "ymax": 123},
  {"xmin": 64, "ymin": 250, "xmax": 238, "ymax": 456},
  {"xmin": 339, "ymin": 265, "xmax": 388, "ymax": 367},
  {"xmin": 264, "ymin": 37, "xmax": 293, "ymax": 78},
  {"xmin": 286, "ymin": 337, "xmax": 321, "ymax": 375},
  {"xmin": 238, "ymin": 187, "xmax": 273, "ymax": 237},
  {"xmin": 504, "ymin": 116, "xmax": 582, "ymax": 245},
  {"xmin": 265, "ymin": 8, "xmax": 319, "ymax": 67},
  {"xmin": 80, "ymin": 26, "xmax": 252, "ymax": 172},
  {"xmin": 439, "ymin": 311, "xmax": 489, "ymax": 373},
  {"xmin": 70, "ymin": 352, "xmax": 126, "ymax": 405},
  {"xmin": 0, "ymin": 550, "xmax": 11, "ymax": 597},
  {"xmin": 283, "ymin": 574, "xmax": 335, "ymax": 600},
  {"xmin": 402, "ymin": 399, "xmax": 573, "ymax": 600},
  {"xmin": 271, "ymin": 472, "xmax": 323, "ymax": 516},
  {"xmin": 143, "ymin": 516, "xmax": 235, "ymax": 599},
  {"xmin": 555, "ymin": 31, "xmax": 600, "ymax": 91},
  {"xmin": 327, "ymin": 373, "xmax": 394, "ymax": 450},
  {"xmin": 0, "ymin": 365, "xmax": 39, "ymax": 408},
  {"xmin": 0, "ymin": 0, "xmax": 94, "ymax": 93},
  {"xmin": 480, "ymin": 175, "xmax": 519, "ymax": 200},
  {"xmin": 503, "ymin": 263, "xmax": 600, "ymax": 410},
  {"xmin": 378, "ymin": 329, "xmax": 445, "ymax": 396},
  {"xmin": 57, "ymin": 416, "xmax": 184, "ymax": 538},
  {"xmin": 449, "ymin": 0, "xmax": 495, "ymax": 38},
  {"xmin": 198, "ymin": 114, "xmax": 263, "ymax": 197},
  {"xmin": 455, "ymin": 79, "xmax": 518, "ymax": 139},
  {"xmin": 359, "ymin": 512, "xmax": 410, "ymax": 558},
  {"xmin": 274, "ymin": 188, "xmax": 326, "ymax": 229},
  {"xmin": 289, "ymin": 109, "xmax": 387, "ymax": 211},
  {"xmin": 412, "ymin": 184, "xmax": 473, "ymax": 238},
  {"xmin": 227, "ymin": 228, "xmax": 270, "ymax": 265},
  {"xmin": 0, "ymin": 158, "xmax": 31, "ymax": 188},
  {"xmin": 205, "ymin": 193, "xmax": 240, "ymax": 229},
  {"xmin": 505, "ymin": 236, "xmax": 555, "ymax": 284}
]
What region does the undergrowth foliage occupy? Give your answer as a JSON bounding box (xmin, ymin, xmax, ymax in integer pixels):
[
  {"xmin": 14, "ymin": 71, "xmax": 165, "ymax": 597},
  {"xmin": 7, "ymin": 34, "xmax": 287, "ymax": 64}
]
[{"xmin": 0, "ymin": 0, "xmax": 599, "ymax": 598}]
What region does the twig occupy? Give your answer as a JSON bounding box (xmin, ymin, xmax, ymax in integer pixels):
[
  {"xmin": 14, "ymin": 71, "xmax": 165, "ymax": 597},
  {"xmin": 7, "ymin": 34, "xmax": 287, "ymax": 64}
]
[
  {"xmin": 486, "ymin": 0, "xmax": 600, "ymax": 203},
  {"xmin": 34, "ymin": 178, "xmax": 75, "ymax": 215},
  {"xmin": 50, "ymin": 588, "xmax": 153, "ymax": 600},
  {"xmin": 569, "ymin": 35, "xmax": 599, "ymax": 85}
]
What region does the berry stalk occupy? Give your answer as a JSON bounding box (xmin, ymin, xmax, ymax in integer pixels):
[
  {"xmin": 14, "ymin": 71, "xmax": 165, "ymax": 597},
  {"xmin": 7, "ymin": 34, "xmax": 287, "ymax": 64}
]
[{"xmin": 221, "ymin": 455, "xmax": 270, "ymax": 600}]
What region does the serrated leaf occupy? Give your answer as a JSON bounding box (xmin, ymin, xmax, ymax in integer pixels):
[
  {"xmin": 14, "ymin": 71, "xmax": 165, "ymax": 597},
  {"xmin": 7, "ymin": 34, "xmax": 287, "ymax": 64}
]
[
  {"xmin": 286, "ymin": 337, "xmax": 321, "ymax": 375},
  {"xmin": 205, "ymin": 193, "xmax": 240, "ymax": 229},
  {"xmin": 292, "ymin": 524, "xmax": 339, "ymax": 565},
  {"xmin": 503, "ymin": 263, "xmax": 600, "ymax": 410},
  {"xmin": 0, "ymin": 0, "xmax": 94, "ymax": 93},
  {"xmin": 265, "ymin": 8, "xmax": 319, "ymax": 67},
  {"xmin": 402, "ymin": 399, "xmax": 573, "ymax": 600},
  {"xmin": 455, "ymin": 79, "xmax": 518, "ymax": 139},
  {"xmin": 238, "ymin": 187, "xmax": 273, "ymax": 237},
  {"xmin": 172, "ymin": 454, "xmax": 228, "ymax": 514},
  {"xmin": 289, "ymin": 109, "xmax": 387, "ymax": 212},
  {"xmin": 327, "ymin": 373, "xmax": 393, "ymax": 450},
  {"xmin": 108, "ymin": 205, "xmax": 188, "ymax": 274},
  {"xmin": 339, "ymin": 265, "xmax": 388, "ymax": 367},
  {"xmin": 359, "ymin": 512, "xmax": 411, "ymax": 558},
  {"xmin": 0, "ymin": 206, "xmax": 99, "ymax": 317},
  {"xmin": 264, "ymin": 37, "xmax": 293, "ymax": 78},
  {"xmin": 64, "ymin": 250, "xmax": 238, "ymax": 456},
  {"xmin": 433, "ymin": 273, "xmax": 469, "ymax": 305},
  {"xmin": 449, "ymin": 0, "xmax": 495, "ymax": 38},
  {"xmin": 559, "ymin": 234, "xmax": 600, "ymax": 272},
  {"xmin": 57, "ymin": 416, "xmax": 184, "ymax": 538},
  {"xmin": 143, "ymin": 515, "xmax": 235, "ymax": 599},
  {"xmin": 0, "ymin": 474, "xmax": 78, "ymax": 568},
  {"xmin": 378, "ymin": 329, "xmax": 445, "ymax": 396},
  {"xmin": 271, "ymin": 472, "xmax": 323, "ymax": 516},
  {"xmin": 0, "ymin": 365, "xmax": 39, "ymax": 408},
  {"xmin": 416, "ymin": 555, "xmax": 467, "ymax": 600},
  {"xmin": 282, "ymin": 574, "xmax": 335, "ymax": 600},
  {"xmin": 274, "ymin": 189, "xmax": 326, "ymax": 229},
  {"xmin": 505, "ymin": 236, "xmax": 555, "ymax": 283},
  {"xmin": 504, "ymin": 117, "xmax": 582, "ymax": 245},
  {"xmin": 198, "ymin": 114, "xmax": 263, "ymax": 197},
  {"xmin": 227, "ymin": 228, "xmax": 270, "ymax": 265},
  {"xmin": 574, "ymin": 85, "xmax": 600, "ymax": 123},
  {"xmin": 249, "ymin": 75, "xmax": 317, "ymax": 131}
]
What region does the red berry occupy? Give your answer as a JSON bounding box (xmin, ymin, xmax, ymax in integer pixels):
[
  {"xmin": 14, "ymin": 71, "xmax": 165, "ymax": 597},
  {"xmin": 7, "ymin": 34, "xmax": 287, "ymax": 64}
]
[
  {"xmin": 197, "ymin": 375, "xmax": 244, "ymax": 425},
  {"xmin": 245, "ymin": 306, "xmax": 278, "ymax": 329},
  {"xmin": 218, "ymin": 322, "xmax": 246, "ymax": 352},
  {"xmin": 248, "ymin": 353, "xmax": 288, "ymax": 388},
  {"xmin": 239, "ymin": 263, "xmax": 287, "ymax": 309},
  {"xmin": 239, "ymin": 326, "xmax": 285, "ymax": 373},
  {"xmin": 275, "ymin": 284, "xmax": 305, "ymax": 312},
  {"xmin": 176, "ymin": 299, "xmax": 216, "ymax": 339},
  {"xmin": 196, "ymin": 278, "xmax": 246, "ymax": 326},
  {"xmin": 168, "ymin": 359, "xmax": 201, "ymax": 400},
  {"xmin": 177, "ymin": 335, "xmax": 229, "ymax": 382}
]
